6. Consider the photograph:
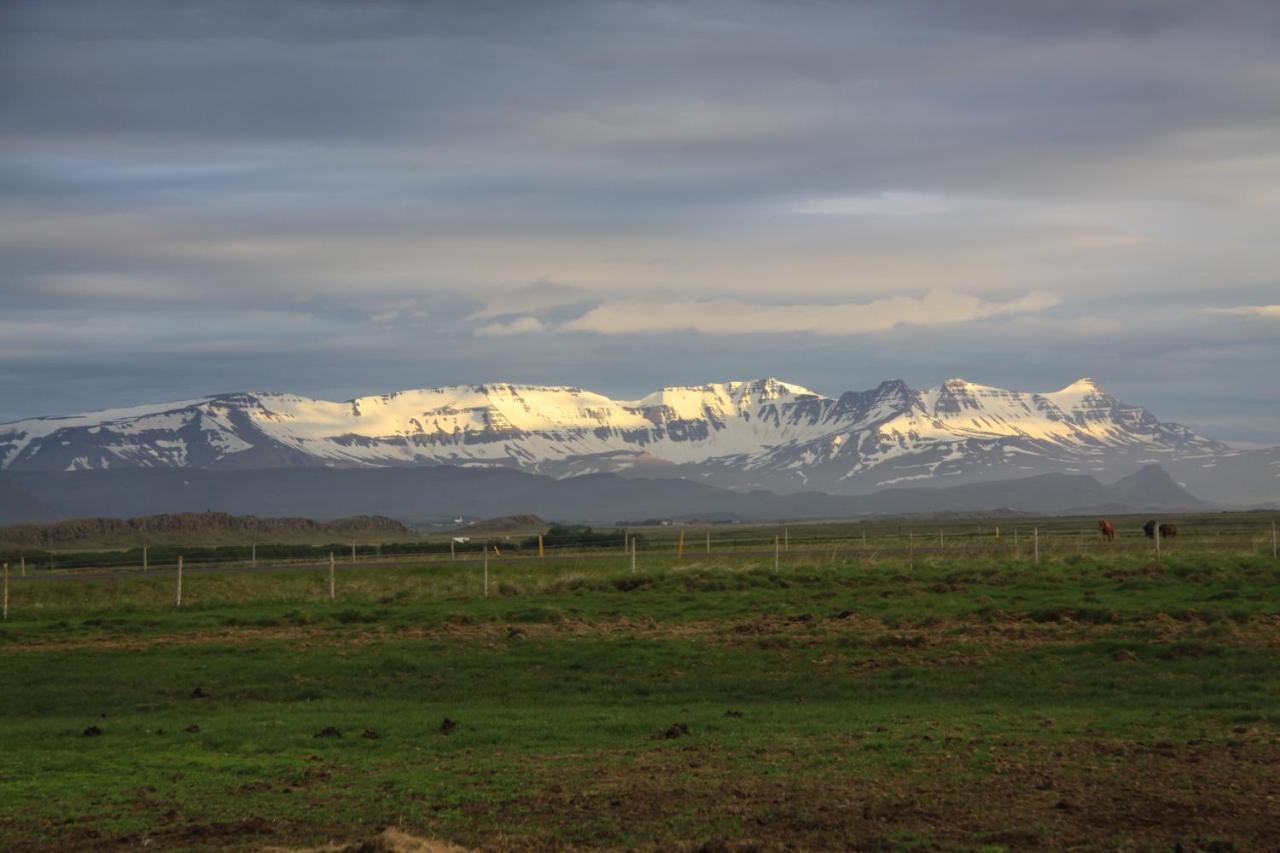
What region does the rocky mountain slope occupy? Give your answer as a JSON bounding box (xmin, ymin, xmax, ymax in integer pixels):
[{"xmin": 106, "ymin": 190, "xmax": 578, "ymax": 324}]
[
  {"xmin": 1, "ymin": 377, "xmax": 1273, "ymax": 503},
  {"xmin": 0, "ymin": 464, "xmax": 1206, "ymax": 527}
]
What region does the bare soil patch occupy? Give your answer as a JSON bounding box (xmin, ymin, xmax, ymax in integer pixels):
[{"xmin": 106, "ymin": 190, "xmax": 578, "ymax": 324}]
[{"xmin": 9, "ymin": 611, "xmax": 1280, "ymax": 655}]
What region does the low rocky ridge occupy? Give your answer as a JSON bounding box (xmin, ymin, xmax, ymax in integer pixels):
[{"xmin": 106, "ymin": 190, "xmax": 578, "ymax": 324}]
[
  {"xmin": 0, "ymin": 511, "xmax": 408, "ymax": 547},
  {"xmin": 454, "ymin": 513, "xmax": 546, "ymax": 533}
]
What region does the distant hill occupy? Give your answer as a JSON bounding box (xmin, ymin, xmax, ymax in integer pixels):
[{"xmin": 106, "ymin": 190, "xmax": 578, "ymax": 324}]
[
  {"xmin": 0, "ymin": 463, "xmax": 1206, "ymax": 527},
  {"xmin": 0, "ymin": 511, "xmax": 409, "ymax": 547},
  {"xmin": 456, "ymin": 514, "xmax": 547, "ymax": 533}
]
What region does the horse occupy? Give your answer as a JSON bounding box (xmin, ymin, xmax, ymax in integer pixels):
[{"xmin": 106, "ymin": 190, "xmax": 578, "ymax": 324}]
[
  {"xmin": 1143, "ymin": 521, "xmax": 1178, "ymax": 539},
  {"xmin": 1097, "ymin": 519, "xmax": 1116, "ymax": 541}
]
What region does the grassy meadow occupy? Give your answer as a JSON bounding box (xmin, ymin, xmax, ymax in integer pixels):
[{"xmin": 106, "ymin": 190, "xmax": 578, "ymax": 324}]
[{"xmin": 0, "ymin": 517, "xmax": 1277, "ymax": 850}]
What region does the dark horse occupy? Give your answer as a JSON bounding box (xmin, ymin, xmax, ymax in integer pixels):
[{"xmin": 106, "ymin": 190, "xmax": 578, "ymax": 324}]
[
  {"xmin": 1097, "ymin": 519, "xmax": 1116, "ymax": 541},
  {"xmin": 1143, "ymin": 521, "xmax": 1178, "ymax": 539}
]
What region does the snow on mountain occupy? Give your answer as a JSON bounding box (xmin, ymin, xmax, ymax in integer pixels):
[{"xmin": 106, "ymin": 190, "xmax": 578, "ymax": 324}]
[{"xmin": 0, "ymin": 376, "xmax": 1267, "ymax": 501}]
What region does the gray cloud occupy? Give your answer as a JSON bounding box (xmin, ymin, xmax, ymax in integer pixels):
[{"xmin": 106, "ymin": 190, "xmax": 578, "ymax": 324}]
[
  {"xmin": 559, "ymin": 290, "xmax": 1059, "ymax": 335},
  {"xmin": 1, "ymin": 0, "xmax": 1278, "ymax": 442}
]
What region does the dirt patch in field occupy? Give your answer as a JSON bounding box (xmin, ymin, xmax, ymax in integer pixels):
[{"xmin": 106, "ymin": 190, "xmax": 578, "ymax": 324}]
[
  {"xmin": 266, "ymin": 827, "xmax": 471, "ymax": 852},
  {"xmin": 491, "ymin": 737, "xmax": 1280, "ymax": 851},
  {"xmin": 6, "ymin": 611, "xmax": 1280, "ymax": 657}
]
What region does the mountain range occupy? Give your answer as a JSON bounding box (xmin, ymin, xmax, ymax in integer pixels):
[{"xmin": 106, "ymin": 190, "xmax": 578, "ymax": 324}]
[{"xmin": 2, "ymin": 377, "xmax": 1275, "ymax": 506}]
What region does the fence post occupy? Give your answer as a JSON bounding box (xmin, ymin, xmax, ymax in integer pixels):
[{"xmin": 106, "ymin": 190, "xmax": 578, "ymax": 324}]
[
  {"xmin": 784, "ymin": 528, "xmax": 789, "ymax": 553},
  {"xmin": 774, "ymin": 535, "xmax": 780, "ymax": 571},
  {"xmin": 538, "ymin": 534, "xmax": 544, "ymax": 558},
  {"xmin": 175, "ymin": 556, "xmax": 184, "ymax": 608},
  {"xmin": 483, "ymin": 546, "xmax": 489, "ymax": 598},
  {"xmin": 908, "ymin": 531, "xmax": 914, "ymax": 570},
  {"xmin": 631, "ymin": 537, "xmax": 636, "ymax": 574},
  {"xmin": 1155, "ymin": 522, "xmax": 1161, "ymax": 560},
  {"xmin": 328, "ymin": 552, "xmax": 336, "ymax": 601},
  {"xmin": 20, "ymin": 556, "xmax": 25, "ymax": 577},
  {"xmin": 142, "ymin": 546, "xmax": 148, "ymax": 571},
  {"xmin": 1033, "ymin": 528, "xmax": 1039, "ymax": 565},
  {"xmin": 1272, "ymin": 520, "xmax": 1276, "ymax": 559},
  {"xmin": 3, "ymin": 562, "xmax": 8, "ymax": 620},
  {"xmin": 706, "ymin": 530, "xmax": 710, "ymax": 555},
  {"xmin": 450, "ymin": 539, "xmax": 456, "ymax": 561},
  {"xmin": 677, "ymin": 528, "xmax": 685, "ymax": 560}
]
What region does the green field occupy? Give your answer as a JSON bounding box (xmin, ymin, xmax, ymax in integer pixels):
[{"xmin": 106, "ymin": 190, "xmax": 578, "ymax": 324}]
[{"xmin": 1, "ymin": 520, "xmax": 1278, "ymax": 850}]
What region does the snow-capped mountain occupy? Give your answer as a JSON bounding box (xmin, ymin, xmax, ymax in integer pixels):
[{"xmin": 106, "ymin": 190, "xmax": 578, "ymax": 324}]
[{"xmin": 1, "ymin": 377, "xmax": 1273, "ymax": 502}]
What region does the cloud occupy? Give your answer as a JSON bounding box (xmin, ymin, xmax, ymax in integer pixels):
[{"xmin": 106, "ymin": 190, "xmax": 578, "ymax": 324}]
[
  {"xmin": 1205, "ymin": 304, "xmax": 1280, "ymax": 318},
  {"xmin": 559, "ymin": 290, "xmax": 1060, "ymax": 336},
  {"xmin": 790, "ymin": 192, "xmax": 956, "ymax": 217},
  {"xmin": 475, "ymin": 316, "xmax": 547, "ymax": 336},
  {"xmin": 369, "ymin": 300, "xmax": 431, "ymax": 325},
  {"xmin": 468, "ymin": 279, "xmax": 591, "ymax": 320}
]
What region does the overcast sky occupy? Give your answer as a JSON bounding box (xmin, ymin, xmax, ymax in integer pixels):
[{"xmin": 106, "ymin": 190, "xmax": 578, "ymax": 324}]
[{"xmin": 2, "ymin": 0, "xmax": 1278, "ymax": 442}]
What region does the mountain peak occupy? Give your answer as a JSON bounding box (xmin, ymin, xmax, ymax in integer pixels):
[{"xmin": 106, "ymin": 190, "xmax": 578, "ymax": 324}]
[
  {"xmin": 1109, "ymin": 464, "xmax": 1206, "ymax": 509},
  {"xmin": 721, "ymin": 377, "xmax": 820, "ymax": 400},
  {"xmin": 1057, "ymin": 377, "xmax": 1104, "ymax": 394}
]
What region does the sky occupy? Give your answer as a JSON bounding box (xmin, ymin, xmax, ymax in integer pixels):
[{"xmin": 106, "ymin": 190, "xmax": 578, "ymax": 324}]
[{"xmin": 1, "ymin": 0, "xmax": 1278, "ymax": 443}]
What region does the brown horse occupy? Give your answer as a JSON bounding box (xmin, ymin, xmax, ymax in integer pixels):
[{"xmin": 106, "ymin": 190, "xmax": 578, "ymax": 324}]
[{"xmin": 1097, "ymin": 519, "xmax": 1116, "ymax": 541}]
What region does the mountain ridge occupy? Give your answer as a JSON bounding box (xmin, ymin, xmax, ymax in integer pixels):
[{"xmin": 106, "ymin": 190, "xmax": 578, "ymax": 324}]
[{"xmin": 1, "ymin": 377, "xmax": 1274, "ymax": 504}]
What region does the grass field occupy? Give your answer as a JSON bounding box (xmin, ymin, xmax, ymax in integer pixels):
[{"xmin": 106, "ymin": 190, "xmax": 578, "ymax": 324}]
[{"xmin": 1, "ymin": 525, "xmax": 1278, "ymax": 850}]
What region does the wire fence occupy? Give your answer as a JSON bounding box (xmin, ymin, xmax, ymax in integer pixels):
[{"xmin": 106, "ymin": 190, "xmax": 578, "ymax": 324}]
[{"xmin": 5, "ymin": 519, "xmax": 1277, "ymax": 584}]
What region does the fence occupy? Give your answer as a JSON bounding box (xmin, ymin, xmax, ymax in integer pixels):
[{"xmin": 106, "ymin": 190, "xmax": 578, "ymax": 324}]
[{"xmin": 4, "ymin": 519, "xmax": 1277, "ymax": 585}]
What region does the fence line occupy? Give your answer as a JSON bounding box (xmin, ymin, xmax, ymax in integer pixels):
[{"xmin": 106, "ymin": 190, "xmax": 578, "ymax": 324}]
[{"xmin": 7, "ymin": 532, "xmax": 1269, "ymax": 584}]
